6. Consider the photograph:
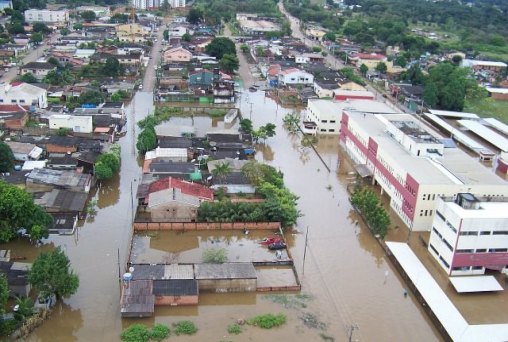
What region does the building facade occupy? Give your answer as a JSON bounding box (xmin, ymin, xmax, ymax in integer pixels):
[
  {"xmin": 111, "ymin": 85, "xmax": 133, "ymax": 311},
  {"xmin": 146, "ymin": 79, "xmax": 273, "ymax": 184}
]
[
  {"xmin": 340, "ymin": 111, "xmax": 508, "ymax": 231},
  {"xmin": 131, "ymin": 0, "xmax": 185, "ymax": 9},
  {"xmin": 24, "ymin": 9, "xmax": 69, "ymax": 25},
  {"xmin": 429, "ymin": 193, "xmax": 508, "ymax": 276},
  {"xmin": 49, "ymin": 115, "xmax": 93, "ymax": 133},
  {"xmin": 0, "ymin": 83, "xmax": 47, "ymax": 108},
  {"xmin": 278, "ymin": 68, "xmax": 314, "ymax": 86}
]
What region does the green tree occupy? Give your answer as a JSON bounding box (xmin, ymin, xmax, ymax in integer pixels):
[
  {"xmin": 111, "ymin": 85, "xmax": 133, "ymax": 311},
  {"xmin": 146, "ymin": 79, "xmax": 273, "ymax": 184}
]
[
  {"xmin": 0, "ymin": 181, "xmax": 52, "ymax": 242},
  {"xmin": 312, "ymin": 46, "xmax": 322, "ymax": 53},
  {"xmin": 212, "ymin": 161, "xmax": 232, "ymax": 182},
  {"xmin": 205, "ymin": 37, "xmax": 236, "ymax": 59},
  {"xmin": 103, "ymin": 57, "xmax": 124, "ymax": 77},
  {"xmin": 0, "ymin": 142, "xmax": 15, "ymax": 172},
  {"xmin": 394, "ymin": 55, "xmax": 407, "ymax": 68},
  {"xmin": 350, "ymin": 187, "xmax": 390, "ymax": 238},
  {"xmin": 375, "ymin": 62, "xmax": 387, "ymax": 74},
  {"xmin": 451, "ymin": 55, "xmax": 463, "ymax": 65},
  {"xmin": 182, "ymin": 32, "xmax": 191, "ymax": 42},
  {"xmin": 73, "ymin": 23, "xmax": 83, "ymax": 30},
  {"xmin": 81, "ymin": 10, "xmax": 97, "ymax": 22},
  {"xmin": 94, "ymin": 162, "xmax": 113, "ymax": 180},
  {"xmin": 32, "ymin": 22, "xmax": 51, "ymax": 34},
  {"xmin": 281, "ymin": 20, "xmax": 292, "ymax": 36},
  {"xmin": 163, "ymin": 29, "xmax": 169, "ymax": 41},
  {"xmin": 110, "ymin": 13, "xmax": 129, "ymax": 24},
  {"xmin": 8, "ymin": 22, "xmax": 25, "ymax": 34},
  {"xmin": 239, "ymin": 118, "xmax": 253, "ymax": 134},
  {"xmin": 423, "ymin": 81, "xmax": 438, "ymax": 108},
  {"xmin": 323, "ymin": 32, "xmax": 336, "ymax": 42},
  {"xmin": 219, "ymin": 53, "xmax": 239, "ymax": 73},
  {"xmin": 60, "ymin": 27, "xmax": 70, "ymax": 36},
  {"xmin": 121, "ymin": 324, "xmax": 151, "ymax": 342},
  {"xmin": 28, "ymin": 247, "xmax": 79, "ymax": 299},
  {"xmin": 187, "ymin": 8, "xmax": 203, "ymax": 24},
  {"xmin": 359, "ymin": 63, "xmax": 369, "ymax": 76},
  {"xmin": 79, "ymin": 90, "xmax": 105, "ymax": 106},
  {"xmin": 136, "ymin": 126, "xmax": 157, "ymax": 154},
  {"xmin": 0, "ymin": 274, "xmax": 8, "ymax": 315},
  {"xmin": 240, "ymin": 44, "xmax": 249, "ymax": 53},
  {"xmin": 255, "ymin": 46, "xmax": 265, "ymax": 57},
  {"xmin": 401, "ymin": 64, "xmax": 425, "ymax": 85},
  {"xmin": 13, "ymin": 296, "xmax": 34, "ymax": 321},
  {"xmin": 30, "ymin": 32, "xmax": 43, "ymax": 45}
]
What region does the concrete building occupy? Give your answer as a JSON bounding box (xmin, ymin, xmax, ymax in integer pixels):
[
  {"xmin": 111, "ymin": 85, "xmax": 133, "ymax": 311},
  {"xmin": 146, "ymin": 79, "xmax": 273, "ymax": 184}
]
[
  {"xmin": 429, "ymin": 193, "xmax": 508, "ymax": 276},
  {"xmin": 131, "ymin": 0, "xmax": 185, "ymax": 9},
  {"xmin": 49, "ymin": 115, "xmax": 93, "ymax": 133},
  {"xmin": 239, "ymin": 19, "xmax": 280, "ymax": 35},
  {"xmin": 340, "ymin": 112, "xmax": 508, "ymax": 231},
  {"xmin": 0, "ymin": 82, "xmax": 47, "ymax": 108},
  {"xmin": 163, "ymin": 46, "xmax": 192, "ymax": 63},
  {"xmin": 305, "ymin": 99, "xmax": 396, "ymax": 135},
  {"xmin": 76, "ymin": 6, "xmax": 110, "ymax": 17},
  {"xmin": 20, "ymin": 62, "xmax": 56, "ymax": 81},
  {"xmin": 278, "ymin": 68, "xmax": 314, "ymax": 86},
  {"xmin": 24, "ymin": 9, "xmax": 69, "ymax": 25},
  {"xmin": 5, "ymin": 141, "xmax": 43, "ymax": 161}
]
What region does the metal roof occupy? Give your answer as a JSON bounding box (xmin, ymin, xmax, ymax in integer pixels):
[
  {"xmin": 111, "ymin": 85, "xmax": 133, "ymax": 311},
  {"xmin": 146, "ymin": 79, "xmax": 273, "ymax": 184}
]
[
  {"xmin": 386, "ymin": 242, "xmax": 508, "ymax": 342},
  {"xmin": 458, "ymin": 119, "xmax": 508, "ymax": 152},
  {"xmin": 195, "ymin": 263, "xmax": 257, "ymax": 279},
  {"xmin": 449, "ymin": 276, "xmax": 503, "ymax": 293},
  {"xmin": 484, "ymin": 118, "xmax": 508, "ymax": 136},
  {"xmin": 153, "ymin": 279, "xmax": 198, "ymax": 296}
]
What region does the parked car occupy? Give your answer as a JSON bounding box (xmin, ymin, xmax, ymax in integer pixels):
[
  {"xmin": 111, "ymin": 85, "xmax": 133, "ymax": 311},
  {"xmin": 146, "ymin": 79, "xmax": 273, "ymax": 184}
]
[{"xmin": 268, "ymin": 241, "xmax": 286, "ymax": 250}]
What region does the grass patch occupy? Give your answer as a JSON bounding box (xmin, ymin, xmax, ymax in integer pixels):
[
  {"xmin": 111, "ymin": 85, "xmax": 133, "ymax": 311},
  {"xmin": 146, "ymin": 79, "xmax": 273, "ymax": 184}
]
[
  {"xmin": 209, "ymin": 108, "xmax": 228, "ymax": 118},
  {"xmin": 202, "ymin": 248, "xmax": 228, "ymax": 263},
  {"xmin": 227, "ymin": 323, "xmax": 242, "ymax": 335},
  {"xmin": 248, "ymin": 313, "xmax": 287, "ymax": 329},
  {"xmin": 464, "ymin": 98, "xmax": 508, "ymax": 123},
  {"xmin": 173, "ymin": 320, "xmax": 198, "ymax": 335},
  {"xmin": 319, "ymin": 332, "xmax": 335, "ymax": 341},
  {"xmin": 264, "ymin": 293, "xmax": 313, "ymax": 309}
]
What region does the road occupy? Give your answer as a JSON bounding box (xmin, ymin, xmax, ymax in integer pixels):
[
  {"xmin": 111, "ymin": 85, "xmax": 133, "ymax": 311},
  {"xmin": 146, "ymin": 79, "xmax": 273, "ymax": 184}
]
[
  {"xmin": 143, "ymin": 27, "xmax": 165, "ymax": 92},
  {"xmin": 0, "ymin": 33, "xmax": 61, "ymax": 84}
]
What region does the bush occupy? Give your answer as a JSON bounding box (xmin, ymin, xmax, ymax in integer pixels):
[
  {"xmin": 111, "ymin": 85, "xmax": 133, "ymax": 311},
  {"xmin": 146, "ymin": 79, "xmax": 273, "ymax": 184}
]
[
  {"xmin": 173, "ymin": 320, "xmax": 198, "ymax": 335},
  {"xmin": 150, "ymin": 324, "xmax": 170, "ymax": 341},
  {"xmin": 248, "ymin": 313, "xmax": 286, "ymax": 329},
  {"xmin": 202, "ymin": 248, "xmax": 227, "ymax": 263},
  {"xmin": 227, "ymin": 323, "xmax": 242, "ymax": 334},
  {"xmin": 120, "ymin": 324, "xmax": 151, "ymax": 342}
]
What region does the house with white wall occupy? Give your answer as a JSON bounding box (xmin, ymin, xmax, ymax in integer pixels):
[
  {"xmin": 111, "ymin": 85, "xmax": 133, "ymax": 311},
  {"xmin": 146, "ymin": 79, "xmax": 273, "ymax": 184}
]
[
  {"xmin": 278, "ymin": 68, "xmax": 314, "ymax": 86},
  {"xmin": 0, "ymin": 83, "xmax": 47, "ymax": 108},
  {"xmin": 49, "ymin": 115, "xmax": 93, "ymax": 133},
  {"xmin": 24, "ymin": 9, "xmax": 69, "ymax": 25},
  {"xmin": 429, "ymin": 193, "xmax": 508, "ymax": 276}
]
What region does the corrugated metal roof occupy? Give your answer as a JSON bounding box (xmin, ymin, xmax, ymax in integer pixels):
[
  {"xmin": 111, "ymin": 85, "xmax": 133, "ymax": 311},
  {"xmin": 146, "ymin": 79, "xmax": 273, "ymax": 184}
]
[
  {"xmin": 195, "ymin": 263, "xmax": 257, "ymax": 279},
  {"xmin": 153, "ymin": 279, "xmax": 198, "ymax": 296}
]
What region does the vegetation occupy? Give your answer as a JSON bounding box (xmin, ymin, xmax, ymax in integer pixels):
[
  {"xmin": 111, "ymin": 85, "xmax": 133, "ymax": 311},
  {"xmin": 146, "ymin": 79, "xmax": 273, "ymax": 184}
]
[
  {"xmin": 465, "ymin": 98, "xmax": 508, "ymax": 124},
  {"xmin": 340, "ymin": 67, "xmax": 366, "ymax": 86},
  {"xmin": 0, "ymin": 142, "xmax": 14, "ymax": 172},
  {"xmin": 202, "ymin": 248, "xmax": 228, "ymax": 263},
  {"xmin": 0, "ymin": 181, "xmax": 52, "ymax": 242},
  {"xmin": 136, "ymin": 126, "xmax": 157, "ymax": 155},
  {"xmin": 95, "ymin": 144, "xmax": 121, "ymax": 180},
  {"xmin": 206, "ymin": 37, "xmax": 237, "ymax": 59},
  {"xmin": 350, "ymin": 187, "xmax": 390, "ymax": 238},
  {"xmin": 212, "ymin": 161, "xmax": 232, "ymax": 182},
  {"xmin": 81, "ymin": 10, "xmax": 97, "ymax": 22},
  {"xmin": 252, "ymin": 123, "xmax": 277, "ymax": 143},
  {"xmin": 219, "ymin": 53, "xmax": 239, "ymax": 73},
  {"xmin": 173, "ymin": 320, "xmax": 198, "ymax": 335},
  {"xmin": 20, "ymin": 72, "xmax": 37, "ymax": 83},
  {"xmin": 248, "ymin": 313, "xmax": 287, "ymax": 329},
  {"xmin": 121, "ymin": 324, "xmax": 151, "ymax": 342},
  {"xmin": 227, "ymin": 323, "xmax": 242, "ymax": 334},
  {"xmin": 194, "ymin": 0, "xmax": 281, "ymax": 23},
  {"xmin": 285, "ymin": 0, "xmax": 344, "ymax": 31},
  {"xmin": 103, "ymin": 57, "xmax": 125, "ymax": 77},
  {"xmin": 239, "ymin": 118, "xmax": 254, "ymax": 134},
  {"xmin": 150, "ymin": 324, "xmax": 170, "ymax": 341},
  {"xmin": 282, "ymin": 112, "xmax": 300, "ymax": 133},
  {"xmin": 28, "ymin": 247, "xmax": 79, "ymax": 299}
]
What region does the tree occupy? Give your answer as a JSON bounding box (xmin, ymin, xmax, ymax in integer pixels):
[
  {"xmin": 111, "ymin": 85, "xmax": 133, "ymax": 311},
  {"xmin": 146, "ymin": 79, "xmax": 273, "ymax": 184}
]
[
  {"xmin": 110, "ymin": 13, "xmax": 129, "ymax": 24},
  {"xmin": 30, "ymin": 32, "xmax": 43, "ymax": 45},
  {"xmin": 0, "ymin": 142, "xmax": 15, "ymax": 172},
  {"xmin": 359, "ymin": 63, "xmax": 368, "ymax": 76},
  {"xmin": 394, "ymin": 55, "xmax": 407, "ymax": 68},
  {"xmin": 401, "ymin": 64, "xmax": 425, "ymax": 85},
  {"xmin": 205, "ymin": 37, "xmax": 236, "ymax": 59},
  {"xmin": 182, "ymin": 32, "xmax": 191, "ymax": 42},
  {"xmin": 323, "ymin": 32, "xmax": 336, "ymax": 42},
  {"xmin": 163, "ymin": 29, "xmax": 169, "ymax": 41},
  {"xmin": 13, "ymin": 297, "xmax": 34, "ymax": 321},
  {"xmin": 281, "ymin": 20, "xmax": 292, "ymax": 36},
  {"xmin": 73, "ymin": 23, "xmax": 83, "ymax": 30},
  {"xmin": 60, "ymin": 27, "xmax": 70, "ymax": 36},
  {"xmin": 212, "ymin": 161, "xmax": 232, "ymax": 182},
  {"xmin": 0, "ymin": 274, "xmax": 8, "ymax": 315},
  {"xmin": 79, "ymin": 90, "xmax": 105, "ymax": 106},
  {"xmin": 0, "ymin": 181, "xmax": 52, "ymax": 243},
  {"xmin": 8, "ymin": 22, "xmax": 25, "ymax": 34},
  {"xmin": 187, "ymin": 8, "xmax": 203, "ymax": 24},
  {"xmin": 28, "ymin": 247, "xmax": 79, "ymax": 299},
  {"xmin": 240, "ymin": 44, "xmax": 249, "ymax": 53},
  {"xmin": 32, "ymin": 22, "xmax": 51, "ymax": 34},
  {"xmin": 121, "ymin": 324, "xmax": 151, "ymax": 342},
  {"xmin": 94, "ymin": 148, "xmax": 121, "ymax": 180},
  {"xmin": 351, "ymin": 187, "xmax": 390, "ymax": 238},
  {"xmin": 375, "ymin": 62, "xmax": 387, "ymax": 74},
  {"xmin": 219, "ymin": 54, "xmax": 239, "ymax": 73},
  {"xmin": 136, "ymin": 126, "xmax": 157, "ymax": 154},
  {"xmin": 239, "ymin": 118, "xmax": 253, "ymax": 134},
  {"xmin": 81, "ymin": 10, "xmax": 97, "ymax": 22},
  {"xmin": 103, "ymin": 57, "xmax": 124, "ymax": 77},
  {"xmin": 94, "ymin": 162, "xmax": 113, "ymax": 180}
]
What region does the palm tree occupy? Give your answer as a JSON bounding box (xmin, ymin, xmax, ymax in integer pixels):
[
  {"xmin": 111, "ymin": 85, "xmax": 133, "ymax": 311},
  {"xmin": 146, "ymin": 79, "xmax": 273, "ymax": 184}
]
[{"xmin": 212, "ymin": 161, "xmax": 232, "ymax": 184}]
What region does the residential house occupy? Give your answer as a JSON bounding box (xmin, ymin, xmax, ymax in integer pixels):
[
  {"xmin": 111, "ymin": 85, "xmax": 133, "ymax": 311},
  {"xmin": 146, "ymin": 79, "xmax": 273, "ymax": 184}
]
[
  {"xmin": 20, "ymin": 62, "xmax": 56, "ymax": 81},
  {"xmin": 210, "ymin": 172, "xmax": 255, "ymax": 194},
  {"xmin": 487, "ymin": 88, "xmax": 508, "ymax": 101},
  {"xmin": 313, "ymin": 81, "xmax": 341, "ymax": 98},
  {"xmin": 0, "ymin": 82, "xmax": 48, "ymax": 108},
  {"xmin": 116, "ymin": 23, "xmax": 147, "ymax": 36},
  {"xmin": 5, "ymin": 141, "xmax": 43, "ymax": 161},
  {"xmin": 278, "ymin": 68, "xmax": 314, "ymax": 86},
  {"xmin": 294, "ymin": 53, "xmax": 324, "ymax": 64},
  {"xmin": 143, "ymin": 160, "xmax": 197, "ymax": 180},
  {"xmin": 49, "ymin": 115, "xmax": 93, "ymax": 133},
  {"xmin": 334, "ymin": 90, "xmax": 375, "ymax": 101},
  {"xmin": 338, "ymin": 80, "xmax": 367, "ymax": 91},
  {"xmin": 0, "ymin": 261, "xmax": 31, "ymax": 297},
  {"xmin": 349, "ymin": 53, "xmax": 387, "ymax": 70},
  {"xmin": 188, "ymin": 70, "xmax": 217, "ymax": 88},
  {"xmin": 34, "ymin": 189, "xmax": 88, "ymax": 219},
  {"xmin": 213, "ymin": 80, "xmax": 235, "ymax": 104},
  {"xmin": 145, "ymin": 147, "xmax": 189, "ymax": 162},
  {"xmin": 13, "ymin": 35, "xmax": 30, "ymax": 46},
  {"xmin": 169, "ymin": 26, "xmax": 188, "ymax": 38},
  {"xmin": 24, "ymin": 9, "xmax": 69, "ymax": 25},
  {"xmin": 0, "ymin": 104, "xmax": 29, "ymax": 129},
  {"xmin": 76, "ymin": 6, "xmax": 110, "ymax": 17},
  {"xmin": 26, "ymin": 168, "xmax": 92, "ymax": 193},
  {"xmin": 305, "ymin": 26, "xmax": 328, "ymax": 41},
  {"xmin": 138, "ymin": 177, "xmax": 214, "ymax": 222},
  {"xmin": 91, "ymin": 52, "xmax": 143, "ymax": 66},
  {"xmin": 163, "ymin": 47, "xmax": 192, "ymax": 64}
]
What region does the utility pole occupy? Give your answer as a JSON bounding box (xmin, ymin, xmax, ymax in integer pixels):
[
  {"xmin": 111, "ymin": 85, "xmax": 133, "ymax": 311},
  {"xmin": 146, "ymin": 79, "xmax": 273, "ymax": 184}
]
[
  {"xmin": 348, "ymin": 324, "xmax": 358, "ymax": 342},
  {"xmin": 302, "ymin": 226, "xmax": 309, "ymax": 275}
]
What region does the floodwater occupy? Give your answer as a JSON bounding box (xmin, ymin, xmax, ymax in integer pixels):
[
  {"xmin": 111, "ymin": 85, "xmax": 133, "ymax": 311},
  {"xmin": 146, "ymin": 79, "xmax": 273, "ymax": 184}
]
[
  {"xmin": 130, "ymin": 230, "xmax": 292, "ymax": 264},
  {"xmin": 4, "ymin": 76, "xmax": 445, "ymax": 342},
  {"xmin": 157, "ymin": 115, "xmax": 239, "ymax": 137}
]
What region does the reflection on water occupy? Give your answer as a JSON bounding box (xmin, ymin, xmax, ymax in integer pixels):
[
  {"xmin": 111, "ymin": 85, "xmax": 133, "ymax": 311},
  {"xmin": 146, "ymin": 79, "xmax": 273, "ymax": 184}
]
[{"xmin": 157, "ymin": 115, "xmax": 239, "ymax": 137}]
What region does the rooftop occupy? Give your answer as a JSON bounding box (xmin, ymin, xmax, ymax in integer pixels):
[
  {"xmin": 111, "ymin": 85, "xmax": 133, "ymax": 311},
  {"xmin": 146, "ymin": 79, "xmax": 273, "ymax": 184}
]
[
  {"xmin": 309, "ymin": 98, "xmax": 397, "ymax": 115},
  {"xmin": 21, "ymin": 62, "xmax": 56, "ymax": 70},
  {"xmin": 147, "ymin": 176, "xmax": 214, "ymax": 200},
  {"xmin": 195, "ymin": 263, "xmax": 257, "ymax": 279}
]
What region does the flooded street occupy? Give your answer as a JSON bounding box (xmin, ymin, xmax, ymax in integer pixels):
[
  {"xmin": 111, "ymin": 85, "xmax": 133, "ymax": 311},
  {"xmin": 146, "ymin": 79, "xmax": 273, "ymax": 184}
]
[{"xmin": 6, "ymin": 61, "xmax": 441, "ymax": 342}]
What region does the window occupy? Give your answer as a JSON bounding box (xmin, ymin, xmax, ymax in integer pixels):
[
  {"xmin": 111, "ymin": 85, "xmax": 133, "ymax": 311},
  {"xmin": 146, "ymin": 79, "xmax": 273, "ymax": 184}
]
[
  {"xmin": 446, "ymin": 222, "xmax": 457, "ymax": 233},
  {"xmin": 330, "ymin": 120, "xmax": 336, "ymax": 123},
  {"xmin": 452, "ymin": 266, "xmax": 470, "ymax": 271},
  {"xmin": 439, "ymin": 256, "xmax": 450, "ymax": 268},
  {"xmin": 456, "ymin": 249, "xmax": 473, "ymax": 253},
  {"xmin": 436, "ymin": 210, "xmax": 445, "ymax": 222},
  {"xmin": 11, "ymin": 99, "xmax": 16, "ymax": 103},
  {"xmin": 493, "ymin": 231, "xmax": 508, "ymax": 235},
  {"xmin": 19, "ymin": 99, "xmax": 25, "ymax": 103},
  {"xmin": 432, "ymin": 227, "xmax": 442, "ymax": 238},
  {"xmin": 320, "ymin": 129, "xmax": 326, "ymax": 132},
  {"xmin": 489, "ymin": 248, "xmax": 508, "ymax": 253},
  {"xmin": 472, "ymin": 266, "xmax": 483, "ymax": 270},
  {"xmin": 476, "ymin": 249, "xmax": 487, "ymax": 253},
  {"xmin": 329, "ymin": 129, "xmax": 335, "ymax": 132},
  {"xmin": 443, "ymin": 239, "xmax": 453, "ymax": 252},
  {"xmin": 321, "ymin": 120, "xmax": 328, "ymax": 123},
  {"xmin": 480, "ymin": 231, "xmax": 491, "ymax": 235},
  {"xmin": 460, "ymin": 231, "xmax": 478, "ymax": 236},
  {"xmin": 429, "ymin": 243, "xmax": 438, "ymax": 255}
]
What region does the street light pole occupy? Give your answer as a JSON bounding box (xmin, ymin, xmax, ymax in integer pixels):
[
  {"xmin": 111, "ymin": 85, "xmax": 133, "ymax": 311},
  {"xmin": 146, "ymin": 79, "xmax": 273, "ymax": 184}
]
[{"xmin": 249, "ymin": 102, "xmax": 253, "ymax": 120}]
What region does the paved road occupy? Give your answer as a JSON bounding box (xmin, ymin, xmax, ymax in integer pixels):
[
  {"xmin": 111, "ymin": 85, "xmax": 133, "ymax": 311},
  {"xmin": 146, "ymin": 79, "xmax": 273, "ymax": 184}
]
[
  {"xmin": 0, "ymin": 33, "xmax": 61, "ymax": 84},
  {"xmin": 143, "ymin": 27, "xmax": 165, "ymax": 92}
]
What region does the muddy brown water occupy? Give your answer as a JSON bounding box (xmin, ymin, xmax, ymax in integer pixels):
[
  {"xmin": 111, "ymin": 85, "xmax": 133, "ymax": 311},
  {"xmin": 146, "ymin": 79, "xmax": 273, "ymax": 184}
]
[{"xmin": 2, "ymin": 89, "xmax": 445, "ymax": 341}]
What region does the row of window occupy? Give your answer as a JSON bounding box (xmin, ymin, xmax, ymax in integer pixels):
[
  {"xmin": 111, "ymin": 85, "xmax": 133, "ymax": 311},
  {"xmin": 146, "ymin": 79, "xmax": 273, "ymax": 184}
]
[
  {"xmin": 452, "ymin": 266, "xmax": 483, "ymax": 271},
  {"xmin": 422, "ymin": 194, "xmax": 437, "ymax": 201},
  {"xmin": 459, "ymin": 230, "xmax": 508, "ymax": 236},
  {"xmin": 320, "ymin": 129, "xmax": 335, "ymax": 132},
  {"xmin": 457, "ymin": 248, "xmax": 508, "ymax": 253},
  {"xmin": 0, "ymin": 99, "xmax": 26, "ymax": 103},
  {"xmin": 432, "ymin": 227, "xmax": 453, "ymax": 252},
  {"xmin": 320, "ymin": 120, "xmax": 336, "ymax": 124},
  {"xmin": 419, "ymin": 209, "xmax": 433, "ymax": 217}
]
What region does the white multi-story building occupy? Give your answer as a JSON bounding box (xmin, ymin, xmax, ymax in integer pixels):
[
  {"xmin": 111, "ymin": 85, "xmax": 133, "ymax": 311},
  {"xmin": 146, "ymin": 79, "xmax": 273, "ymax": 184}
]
[
  {"xmin": 340, "ymin": 111, "xmax": 508, "ymax": 231},
  {"xmin": 24, "ymin": 9, "xmax": 69, "ymax": 25},
  {"xmin": 49, "ymin": 115, "xmax": 93, "ymax": 133},
  {"xmin": 278, "ymin": 68, "xmax": 314, "ymax": 86},
  {"xmin": 429, "ymin": 193, "xmax": 508, "ymax": 276},
  {"xmin": 305, "ymin": 99, "xmax": 396, "ymax": 135},
  {"xmin": 131, "ymin": 0, "xmax": 185, "ymax": 9}
]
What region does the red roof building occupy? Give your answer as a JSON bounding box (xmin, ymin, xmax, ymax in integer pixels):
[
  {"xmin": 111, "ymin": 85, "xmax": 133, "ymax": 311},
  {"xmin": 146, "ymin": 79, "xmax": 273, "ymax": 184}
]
[{"xmin": 147, "ymin": 177, "xmax": 214, "ymax": 202}]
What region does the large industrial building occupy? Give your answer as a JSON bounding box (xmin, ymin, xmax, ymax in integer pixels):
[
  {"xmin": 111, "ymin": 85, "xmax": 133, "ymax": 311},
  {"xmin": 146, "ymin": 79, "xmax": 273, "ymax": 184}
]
[{"xmin": 339, "ymin": 111, "xmax": 508, "ymax": 231}]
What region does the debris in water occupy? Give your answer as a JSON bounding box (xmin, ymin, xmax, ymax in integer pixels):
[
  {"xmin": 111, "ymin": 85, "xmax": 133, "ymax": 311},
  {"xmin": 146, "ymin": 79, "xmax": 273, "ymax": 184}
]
[{"xmin": 299, "ymin": 312, "xmax": 327, "ymax": 330}]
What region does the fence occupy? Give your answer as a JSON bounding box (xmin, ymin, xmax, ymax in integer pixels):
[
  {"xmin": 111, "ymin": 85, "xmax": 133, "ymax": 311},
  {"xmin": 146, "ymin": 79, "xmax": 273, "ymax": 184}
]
[{"xmin": 133, "ymin": 221, "xmax": 281, "ymax": 232}]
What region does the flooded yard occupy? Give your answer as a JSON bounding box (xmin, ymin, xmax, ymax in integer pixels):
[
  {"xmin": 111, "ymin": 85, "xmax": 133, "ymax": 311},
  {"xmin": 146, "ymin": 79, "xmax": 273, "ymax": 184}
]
[{"xmin": 130, "ymin": 230, "xmax": 292, "ymax": 264}]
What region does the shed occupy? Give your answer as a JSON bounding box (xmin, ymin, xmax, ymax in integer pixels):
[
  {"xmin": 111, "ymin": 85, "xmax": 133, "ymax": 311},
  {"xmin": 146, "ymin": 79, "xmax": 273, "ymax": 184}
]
[
  {"xmin": 120, "ymin": 280, "xmax": 155, "ymax": 318},
  {"xmin": 195, "ymin": 263, "xmax": 257, "ymax": 292},
  {"xmin": 153, "ymin": 279, "xmax": 199, "ymax": 306}
]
